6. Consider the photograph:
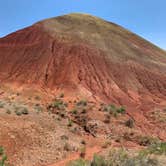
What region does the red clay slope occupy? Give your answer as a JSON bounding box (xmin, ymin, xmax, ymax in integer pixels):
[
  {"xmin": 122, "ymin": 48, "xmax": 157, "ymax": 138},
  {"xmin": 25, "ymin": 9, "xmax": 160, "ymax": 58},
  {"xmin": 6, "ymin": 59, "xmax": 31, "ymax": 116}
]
[{"xmin": 0, "ymin": 13, "xmax": 166, "ymax": 106}]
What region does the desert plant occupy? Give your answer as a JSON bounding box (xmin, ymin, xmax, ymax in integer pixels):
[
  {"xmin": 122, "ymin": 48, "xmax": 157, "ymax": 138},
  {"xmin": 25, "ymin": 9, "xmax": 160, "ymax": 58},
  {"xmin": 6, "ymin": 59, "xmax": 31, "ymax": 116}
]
[
  {"xmin": 35, "ymin": 96, "xmax": 41, "ymax": 100},
  {"xmin": 59, "ymin": 93, "xmax": 64, "ymax": 98},
  {"xmin": 52, "ymin": 99, "xmax": 67, "ymax": 110},
  {"xmin": 80, "ymin": 146, "xmax": 86, "ymax": 158},
  {"xmin": 104, "ymin": 113, "xmax": 111, "ymax": 123},
  {"xmin": 138, "ymin": 136, "xmax": 159, "ymax": 146},
  {"xmin": 71, "ymin": 109, "xmax": 78, "ymax": 115},
  {"xmin": 101, "ymin": 104, "xmax": 126, "ymax": 117},
  {"xmin": 68, "ymin": 119, "xmax": 73, "ymax": 127},
  {"xmin": 15, "ymin": 110, "xmax": 22, "ymax": 116},
  {"xmin": 140, "ymin": 142, "xmax": 166, "ymax": 156},
  {"xmin": 117, "ymin": 106, "xmax": 126, "ymax": 114},
  {"xmin": 0, "ymin": 147, "xmax": 4, "ymax": 156},
  {"xmin": 101, "ymin": 141, "xmax": 112, "ymax": 149},
  {"xmin": 0, "ymin": 154, "xmax": 7, "ymax": 166},
  {"xmin": 68, "ymin": 158, "xmax": 89, "ymax": 166},
  {"xmin": 21, "ymin": 107, "xmax": 29, "ymax": 115},
  {"xmin": 34, "ymin": 105, "xmax": 43, "ymax": 113},
  {"xmin": 0, "ymin": 146, "xmax": 7, "ymax": 166},
  {"xmin": 77, "ymin": 100, "xmax": 87, "ymax": 107},
  {"xmin": 91, "ymin": 154, "xmax": 107, "ymax": 166},
  {"xmin": 69, "ymin": 147, "xmax": 160, "ymax": 166},
  {"xmin": 123, "ymin": 132, "xmax": 133, "ymax": 141},
  {"xmin": 81, "ymin": 109, "xmax": 87, "ymax": 114},
  {"xmin": 81, "ymin": 140, "xmax": 86, "ymax": 145},
  {"xmin": 6, "ymin": 109, "xmax": 11, "ymax": 114},
  {"xmin": 0, "ymin": 102, "xmax": 4, "ymax": 108},
  {"xmin": 125, "ymin": 118, "xmax": 134, "ymax": 128},
  {"xmin": 64, "ymin": 142, "xmax": 71, "ymax": 151},
  {"xmin": 61, "ymin": 135, "xmax": 69, "ymax": 140}
]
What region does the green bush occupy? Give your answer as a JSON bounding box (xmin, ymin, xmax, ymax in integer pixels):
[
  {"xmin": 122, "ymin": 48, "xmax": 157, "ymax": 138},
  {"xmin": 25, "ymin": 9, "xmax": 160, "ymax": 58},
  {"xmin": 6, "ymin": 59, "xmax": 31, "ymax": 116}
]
[
  {"xmin": 100, "ymin": 104, "xmax": 126, "ymax": 117},
  {"xmin": 117, "ymin": 106, "xmax": 126, "ymax": 114},
  {"xmin": 0, "ymin": 146, "xmax": 7, "ymax": 166},
  {"xmin": 52, "ymin": 99, "xmax": 66, "ymax": 110},
  {"xmin": 0, "ymin": 154, "xmax": 7, "ymax": 166}
]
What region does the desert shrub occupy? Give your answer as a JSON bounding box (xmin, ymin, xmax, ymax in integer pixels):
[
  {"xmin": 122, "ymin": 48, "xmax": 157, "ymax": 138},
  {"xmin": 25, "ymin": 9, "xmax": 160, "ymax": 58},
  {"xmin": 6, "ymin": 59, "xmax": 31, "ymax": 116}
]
[
  {"xmin": 59, "ymin": 111, "xmax": 66, "ymax": 118},
  {"xmin": 59, "ymin": 93, "xmax": 64, "ymax": 98},
  {"xmin": 117, "ymin": 106, "xmax": 126, "ymax": 114},
  {"xmin": 125, "ymin": 118, "xmax": 134, "ymax": 128},
  {"xmin": 61, "ymin": 135, "xmax": 69, "ymax": 140},
  {"xmin": 163, "ymin": 108, "xmax": 166, "ymax": 112},
  {"xmin": 108, "ymin": 148, "xmax": 129, "ymax": 165},
  {"xmin": 21, "ymin": 107, "xmax": 29, "ymax": 115},
  {"xmin": 34, "ymin": 105, "xmax": 43, "ymax": 113},
  {"xmin": 81, "ymin": 140, "xmax": 86, "ymax": 145},
  {"xmin": 91, "ymin": 154, "xmax": 107, "ymax": 166},
  {"xmin": 102, "ymin": 104, "xmax": 115, "ymax": 112},
  {"xmin": 0, "ymin": 147, "xmax": 4, "ymax": 156},
  {"xmin": 15, "ymin": 110, "xmax": 22, "ymax": 116},
  {"xmin": 67, "ymin": 119, "xmax": 73, "ymax": 127},
  {"xmin": 100, "ymin": 104, "xmax": 126, "ymax": 117},
  {"xmin": 71, "ymin": 109, "xmax": 78, "ymax": 115},
  {"xmin": 108, "ymin": 148, "xmax": 159, "ymax": 166},
  {"xmin": 140, "ymin": 142, "xmax": 166, "ymax": 156},
  {"xmin": 0, "ymin": 101, "xmax": 5, "ymax": 108},
  {"xmin": 35, "ymin": 96, "xmax": 41, "ymax": 100},
  {"xmin": 0, "ymin": 146, "xmax": 7, "ymax": 166},
  {"xmin": 69, "ymin": 148, "xmax": 160, "ymax": 166},
  {"xmin": 68, "ymin": 158, "xmax": 89, "ymax": 166},
  {"xmin": 0, "ymin": 154, "xmax": 7, "ymax": 166},
  {"xmin": 104, "ymin": 113, "xmax": 111, "ymax": 123},
  {"xmin": 14, "ymin": 107, "xmax": 29, "ymax": 116},
  {"xmin": 64, "ymin": 102, "xmax": 68, "ymax": 107},
  {"xmin": 123, "ymin": 132, "xmax": 134, "ymax": 141},
  {"xmin": 16, "ymin": 92, "xmax": 20, "ymax": 96},
  {"xmin": 51, "ymin": 99, "xmax": 67, "ymax": 110},
  {"xmin": 64, "ymin": 142, "xmax": 71, "ymax": 151},
  {"xmin": 6, "ymin": 109, "xmax": 11, "ymax": 114},
  {"xmin": 81, "ymin": 109, "xmax": 87, "ymax": 114},
  {"xmin": 122, "ymin": 155, "xmax": 158, "ymax": 166},
  {"xmin": 102, "ymin": 141, "xmax": 111, "ymax": 149},
  {"xmin": 80, "ymin": 146, "xmax": 86, "ymax": 158},
  {"xmin": 77, "ymin": 100, "xmax": 87, "ymax": 107},
  {"xmin": 138, "ymin": 136, "xmax": 159, "ymax": 146}
]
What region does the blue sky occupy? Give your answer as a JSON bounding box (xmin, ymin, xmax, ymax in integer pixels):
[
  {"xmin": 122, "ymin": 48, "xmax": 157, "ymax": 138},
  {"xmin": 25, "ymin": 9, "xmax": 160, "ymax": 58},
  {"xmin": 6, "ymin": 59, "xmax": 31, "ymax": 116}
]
[{"xmin": 0, "ymin": 0, "xmax": 165, "ymax": 49}]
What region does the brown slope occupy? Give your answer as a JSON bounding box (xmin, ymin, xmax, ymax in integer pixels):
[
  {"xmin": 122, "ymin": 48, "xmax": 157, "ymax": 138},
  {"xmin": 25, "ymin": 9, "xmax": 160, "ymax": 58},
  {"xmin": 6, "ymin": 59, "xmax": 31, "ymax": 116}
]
[{"xmin": 0, "ymin": 13, "xmax": 166, "ymax": 106}]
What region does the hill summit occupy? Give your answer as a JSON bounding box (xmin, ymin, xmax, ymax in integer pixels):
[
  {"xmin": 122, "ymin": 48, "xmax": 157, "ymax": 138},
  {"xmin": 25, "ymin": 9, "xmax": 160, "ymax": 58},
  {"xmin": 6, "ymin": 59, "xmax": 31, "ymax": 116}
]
[{"xmin": 0, "ymin": 13, "xmax": 166, "ymax": 105}]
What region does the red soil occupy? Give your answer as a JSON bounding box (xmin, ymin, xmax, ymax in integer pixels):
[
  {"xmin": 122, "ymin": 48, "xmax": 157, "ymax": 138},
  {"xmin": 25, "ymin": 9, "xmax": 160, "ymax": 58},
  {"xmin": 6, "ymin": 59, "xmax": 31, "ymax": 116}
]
[{"xmin": 0, "ymin": 20, "xmax": 165, "ymax": 107}]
